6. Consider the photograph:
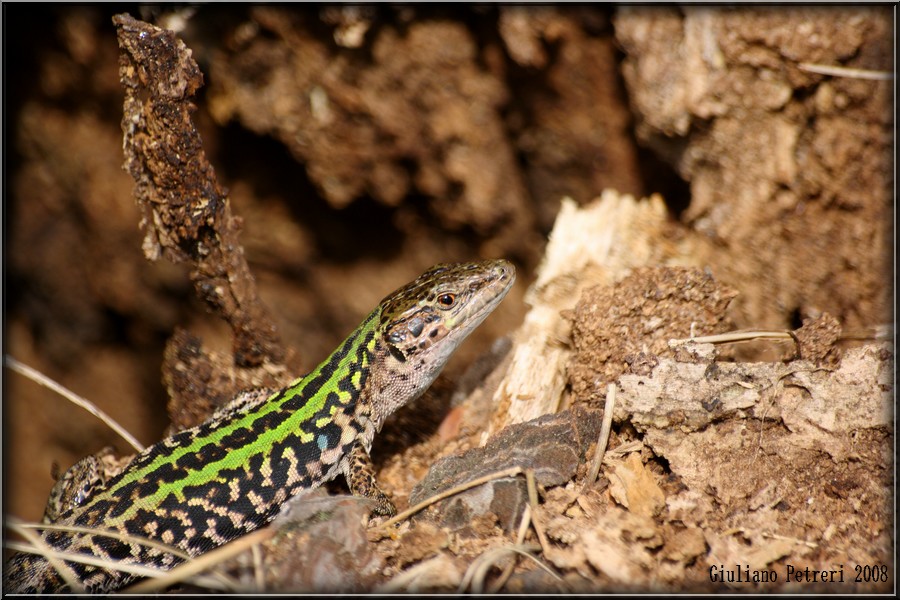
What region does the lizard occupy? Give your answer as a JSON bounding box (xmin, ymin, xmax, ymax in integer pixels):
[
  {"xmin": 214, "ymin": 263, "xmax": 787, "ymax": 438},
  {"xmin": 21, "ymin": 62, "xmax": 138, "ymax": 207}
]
[{"xmin": 4, "ymin": 259, "xmax": 515, "ymax": 593}]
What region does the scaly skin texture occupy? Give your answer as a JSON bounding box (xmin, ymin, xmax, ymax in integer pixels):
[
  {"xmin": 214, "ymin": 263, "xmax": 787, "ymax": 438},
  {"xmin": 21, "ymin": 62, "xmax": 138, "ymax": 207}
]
[{"xmin": 5, "ymin": 260, "xmax": 515, "ymax": 593}]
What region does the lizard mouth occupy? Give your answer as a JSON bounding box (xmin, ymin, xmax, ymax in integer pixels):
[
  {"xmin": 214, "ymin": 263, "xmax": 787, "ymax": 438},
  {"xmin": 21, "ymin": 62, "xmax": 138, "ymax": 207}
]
[{"xmin": 447, "ymin": 261, "xmax": 516, "ymax": 343}]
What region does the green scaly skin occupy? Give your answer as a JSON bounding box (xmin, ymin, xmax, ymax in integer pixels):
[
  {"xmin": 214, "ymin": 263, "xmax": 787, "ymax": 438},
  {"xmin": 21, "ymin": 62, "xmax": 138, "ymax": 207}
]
[{"xmin": 5, "ymin": 260, "xmax": 515, "ymax": 593}]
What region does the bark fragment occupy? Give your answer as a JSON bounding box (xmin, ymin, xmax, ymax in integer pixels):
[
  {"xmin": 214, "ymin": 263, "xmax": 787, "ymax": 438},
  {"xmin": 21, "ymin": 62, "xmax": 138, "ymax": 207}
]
[{"xmin": 115, "ymin": 13, "xmax": 284, "ymax": 368}]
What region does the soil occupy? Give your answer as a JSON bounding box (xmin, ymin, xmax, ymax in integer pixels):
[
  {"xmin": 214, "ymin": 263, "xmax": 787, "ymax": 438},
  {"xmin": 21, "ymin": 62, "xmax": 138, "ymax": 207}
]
[{"xmin": 3, "ymin": 5, "xmax": 893, "ymax": 594}]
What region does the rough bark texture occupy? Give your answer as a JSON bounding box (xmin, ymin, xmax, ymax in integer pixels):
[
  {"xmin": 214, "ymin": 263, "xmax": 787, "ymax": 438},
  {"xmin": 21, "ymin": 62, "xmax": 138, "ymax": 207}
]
[{"xmin": 116, "ymin": 14, "xmax": 285, "ymax": 369}]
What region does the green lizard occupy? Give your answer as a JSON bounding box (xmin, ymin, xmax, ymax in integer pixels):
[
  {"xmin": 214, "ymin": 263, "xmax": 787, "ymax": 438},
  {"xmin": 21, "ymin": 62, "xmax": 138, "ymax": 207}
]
[{"xmin": 5, "ymin": 259, "xmax": 515, "ymax": 593}]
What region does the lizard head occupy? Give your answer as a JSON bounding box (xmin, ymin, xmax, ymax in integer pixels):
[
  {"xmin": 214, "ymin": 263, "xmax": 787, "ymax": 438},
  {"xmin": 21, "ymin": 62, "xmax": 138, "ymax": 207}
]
[
  {"xmin": 379, "ymin": 259, "xmax": 515, "ymax": 366},
  {"xmin": 366, "ymin": 259, "xmax": 515, "ymax": 423}
]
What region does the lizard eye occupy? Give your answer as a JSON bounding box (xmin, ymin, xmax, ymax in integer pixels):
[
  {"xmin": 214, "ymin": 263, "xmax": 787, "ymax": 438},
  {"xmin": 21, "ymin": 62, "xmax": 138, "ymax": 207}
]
[{"xmin": 436, "ymin": 293, "xmax": 456, "ymax": 309}]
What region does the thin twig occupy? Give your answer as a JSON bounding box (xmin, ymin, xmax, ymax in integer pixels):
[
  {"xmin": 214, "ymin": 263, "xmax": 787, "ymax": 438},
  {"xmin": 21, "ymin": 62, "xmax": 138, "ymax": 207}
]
[
  {"xmin": 524, "ymin": 469, "xmax": 551, "ymax": 556},
  {"xmin": 4, "ymin": 540, "xmax": 232, "ymax": 591},
  {"xmin": 5, "ymin": 518, "xmax": 84, "ymax": 592},
  {"xmin": 7, "ymin": 519, "xmax": 239, "ymax": 591},
  {"xmin": 486, "ymin": 504, "xmax": 533, "ymax": 593},
  {"xmin": 4, "ymin": 355, "xmax": 145, "ymax": 453},
  {"xmin": 460, "ymin": 545, "xmax": 560, "ymax": 593},
  {"xmin": 580, "ymin": 383, "xmax": 616, "ymax": 496},
  {"xmin": 377, "ymin": 466, "xmax": 524, "ymax": 529},
  {"xmin": 14, "ymin": 521, "xmax": 191, "ymax": 561},
  {"xmin": 122, "ymin": 527, "xmax": 273, "ymax": 593},
  {"xmin": 798, "ymin": 62, "xmax": 893, "ymax": 80},
  {"xmin": 669, "ymin": 330, "xmax": 794, "ymax": 345}
]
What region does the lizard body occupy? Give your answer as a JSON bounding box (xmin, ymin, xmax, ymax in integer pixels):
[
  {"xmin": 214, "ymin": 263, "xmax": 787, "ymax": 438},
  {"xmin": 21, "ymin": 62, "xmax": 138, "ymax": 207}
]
[{"xmin": 5, "ymin": 259, "xmax": 514, "ymax": 593}]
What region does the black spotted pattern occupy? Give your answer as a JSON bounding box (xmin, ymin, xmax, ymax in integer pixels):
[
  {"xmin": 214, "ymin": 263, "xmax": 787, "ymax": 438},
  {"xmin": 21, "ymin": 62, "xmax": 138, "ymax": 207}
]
[{"xmin": 5, "ymin": 314, "xmax": 378, "ymax": 593}]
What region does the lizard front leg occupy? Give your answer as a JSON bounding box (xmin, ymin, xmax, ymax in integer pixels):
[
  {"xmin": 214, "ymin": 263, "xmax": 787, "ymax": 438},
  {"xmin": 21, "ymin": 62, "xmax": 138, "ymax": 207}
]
[{"xmin": 342, "ymin": 443, "xmax": 396, "ymax": 517}]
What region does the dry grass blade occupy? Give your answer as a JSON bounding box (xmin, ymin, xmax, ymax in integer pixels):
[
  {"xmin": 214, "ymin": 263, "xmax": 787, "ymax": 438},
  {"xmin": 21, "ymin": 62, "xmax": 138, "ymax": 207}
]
[
  {"xmin": 375, "ymin": 555, "xmax": 459, "ymax": 592},
  {"xmin": 752, "ymin": 366, "xmax": 831, "ymax": 465},
  {"xmin": 486, "ymin": 503, "xmax": 533, "ymax": 593},
  {"xmin": 377, "ymin": 466, "xmax": 523, "ymax": 529},
  {"xmin": 798, "ymin": 62, "xmax": 893, "ymax": 80},
  {"xmin": 459, "ymin": 544, "xmax": 559, "ymax": 593},
  {"xmin": 580, "ymin": 383, "xmax": 616, "ymax": 496},
  {"xmin": 841, "ymin": 324, "xmax": 893, "ymax": 341},
  {"xmin": 763, "ymin": 532, "xmax": 819, "ymax": 549},
  {"xmin": 669, "ymin": 330, "xmax": 795, "ymax": 346},
  {"xmin": 7, "ymin": 518, "xmax": 240, "ymax": 591},
  {"xmin": 251, "ymin": 542, "xmax": 265, "ymax": 591},
  {"xmin": 4, "ymin": 355, "xmax": 145, "ymax": 453},
  {"xmin": 524, "ymin": 469, "xmax": 551, "ymax": 556},
  {"xmin": 5, "ymin": 540, "xmax": 159, "ymax": 580},
  {"xmin": 14, "ymin": 521, "xmax": 192, "ymax": 561},
  {"xmin": 4, "ymin": 540, "xmax": 231, "ymax": 591},
  {"xmin": 122, "ymin": 526, "xmax": 274, "ymax": 593},
  {"xmin": 6, "ymin": 517, "xmax": 84, "ymax": 592},
  {"xmin": 378, "ymin": 467, "xmax": 555, "ymax": 592}
]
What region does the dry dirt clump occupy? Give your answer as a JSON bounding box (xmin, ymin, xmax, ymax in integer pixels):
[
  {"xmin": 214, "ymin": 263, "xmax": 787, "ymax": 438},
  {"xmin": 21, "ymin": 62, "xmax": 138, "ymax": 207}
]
[
  {"xmin": 566, "ymin": 267, "xmax": 738, "ymax": 403},
  {"xmin": 793, "ymin": 311, "xmax": 843, "ymax": 367}
]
